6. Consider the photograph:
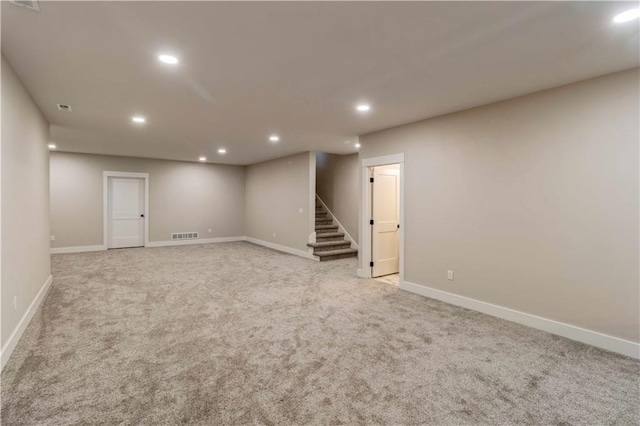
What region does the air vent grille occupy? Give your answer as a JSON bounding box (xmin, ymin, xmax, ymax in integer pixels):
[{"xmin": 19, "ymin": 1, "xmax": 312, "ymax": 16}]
[
  {"xmin": 171, "ymin": 232, "xmax": 199, "ymax": 241},
  {"xmin": 57, "ymin": 104, "xmax": 72, "ymax": 112},
  {"xmin": 9, "ymin": 0, "xmax": 40, "ymax": 11}
]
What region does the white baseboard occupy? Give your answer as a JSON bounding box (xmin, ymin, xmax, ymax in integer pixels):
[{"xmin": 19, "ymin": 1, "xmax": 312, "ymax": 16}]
[
  {"xmin": 50, "ymin": 245, "xmax": 106, "ymax": 254},
  {"xmin": 400, "ymin": 280, "xmax": 640, "ymax": 360},
  {"xmin": 246, "ymin": 237, "xmax": 319, "ymax": 261},
  {"xmin": 315, "ymin": 195, "xmax": 358, "ymax": 249},
  {"xmin": 146, "ymin": 236, "xmax": 246, "ymax": 247},
  {"xmin": 1, "ymin": 275, "xmax": 53, "ymax": 370}
]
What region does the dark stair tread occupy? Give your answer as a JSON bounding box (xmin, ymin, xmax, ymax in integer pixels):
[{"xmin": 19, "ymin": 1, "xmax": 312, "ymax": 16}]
[
  {"xmin": 307, "ymin": 241, "xmax": 351, "ymax": 248},
  {"xmin": 315, "ymin": 248, "xmax": 358, "ymax": 257},
  {"xmin": 316, "ymin": 232, "xmax": 345, "ymax": 239},
  {"xmin": 316, "ymin": 224, "xmax": 338, "ymax": 230}
]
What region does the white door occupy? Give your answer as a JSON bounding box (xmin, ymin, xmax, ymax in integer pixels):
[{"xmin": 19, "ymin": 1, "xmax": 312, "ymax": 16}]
[
  {"xmin": 109, "ymin": 177, "xmax": 144, "ymax": 249},
  {"xmin": 371, "ymin": 164, "xmax": 400, "ymax": 277}
]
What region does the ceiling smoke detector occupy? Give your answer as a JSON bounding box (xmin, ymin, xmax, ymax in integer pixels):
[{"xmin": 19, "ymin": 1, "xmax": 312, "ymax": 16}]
[
  {"xmin": 9, "ymin": 0, "xmax": 40, "ymax": 11},
  {"xmin": 56, "ymin": 104, "xmax": 72, "ymax": 112}
]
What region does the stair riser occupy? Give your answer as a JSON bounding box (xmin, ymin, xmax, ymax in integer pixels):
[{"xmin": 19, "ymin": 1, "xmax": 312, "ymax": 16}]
[
  {"xmin": 312, "ymin": 244, "xmax": 351, "ymax": 253},
  {"xmin": 316, "ymin": 220, "xmax": 332, "ymax": 225},
  {"xmin": 318, "ymin": 252, "xmax": 358, "ymax": 261},
  {"xmin": 316, "ymin": 229, "xmax": 338, "ymax": 234},
  {"xmin": 316, "ymin": 236, "xmax": 346, "ymax": 242}
]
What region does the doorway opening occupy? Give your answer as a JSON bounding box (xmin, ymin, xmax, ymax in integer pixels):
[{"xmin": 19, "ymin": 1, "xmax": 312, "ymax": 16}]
[
  {"xmin": 103, "ymin": 171, "xmax": 149, "ymax": 249},
  {"xmin": 359, "ymin": 153, "xmax": 404, "ymax": 281},
  {"xmin": 370, "ymin": 164, "xmax": 400, "ymax": 278}
]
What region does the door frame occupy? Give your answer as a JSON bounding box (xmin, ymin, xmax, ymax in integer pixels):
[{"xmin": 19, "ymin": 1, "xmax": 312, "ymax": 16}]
[
  {"xmin": 103, "ymin": 171, "xmax": 150, "ymax": 249},
  {"xmin": 358, "ymin": 153, "xmax": 405, "ymax": 281}
]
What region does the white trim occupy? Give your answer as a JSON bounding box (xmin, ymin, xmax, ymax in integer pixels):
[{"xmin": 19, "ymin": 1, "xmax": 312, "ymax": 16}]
[
  {"xmin": 315, "ymin": 195, "xmax": 358, "ymax": 249},
  {"xmin": 246, "ymin": 237, "xmax": 319, "ymax": 261},
  {"xmin": 103, "ymin": 171, "xmax": 150, "ymax": 249},
  {"xmin": 51, "ymin": 245, "xmax": 106, "ymax": 254},
  {"xmin": 359, "ymin": 153, "xmax": 405, "ymax": 280},
  {"xmin": 362, "ymin": 153, "xmax": 405, "ymax": 168},
  {"xmin": 146, "ymin": 236, "xmax": 246, "ymax": 247},
  {"xmin": 308, "ymin": 152, "xmax": 317, "ymax": 242},
  {"xmin": 1, "ymin": 275, "xmax": 53, "ymax": 370},
  {"xmin": 400, "ymin": 280, "xmax": 640, "ymax": 359}
]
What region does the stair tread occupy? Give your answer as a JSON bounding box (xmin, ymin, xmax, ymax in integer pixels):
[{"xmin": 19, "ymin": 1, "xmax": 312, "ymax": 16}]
[
  {"xmin": 308, "ymin": 241, "xmax": 351, "ymax": 248},
  {"xmin": 316, "ymin": 248, "xmax": 358, "ymax": 257},
  {"xmin": 316, "ymin": 232, "xmax": 344, "ymax": 237},
  {"xmin": 316, "ymin": 224, "xmax": 338, "ymax": 229}
]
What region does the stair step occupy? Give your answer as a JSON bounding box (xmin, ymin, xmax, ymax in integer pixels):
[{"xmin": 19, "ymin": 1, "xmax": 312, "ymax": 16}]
[
  {"xmin": 315, "ymin": 225, "xmax": 338, "ymax": 233},
  {"xmin": 316, "ymin": 248, "xmax": 358, "ymax": 261},
  {"xmin": 307, "ymin": 241, "xmax": 351, "ymax": 252},
  {"xmin": 316, "ymin": 232, "xmax": 345, "ymax": 242},
  {"xmin": 315, "ymin": 219, "xmax": 333, "ymax": 225}
]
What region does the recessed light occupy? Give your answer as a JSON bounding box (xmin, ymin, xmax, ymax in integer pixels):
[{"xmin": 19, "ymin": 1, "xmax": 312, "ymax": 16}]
[
  {"xmin": 269, "ymin": 135, "xmax": 280, "ymax": 142},
  {"xmin": 613, "ymin": 8, "xmax": 640, "ymax": 23},
  {"xmin": 132, "ymin": 116, "xmax": 146, "ymax": 123},
  {"xmin": 198, "ymin": 156, "xmax": 207, "ymax": 162},
  {"xmin": 355, "ymin": 143, "xmax": 361, "ymax": 148},
  {"xmin": 158, "ymin": 54, "xmax": 178, "ymax": 64},
  {"xmin": 48, "ymin": 143, "xmax": 57, "ymax": 149},
  {"xmin": 356, "ymin": 104, "xmax": 371, "ymax": 112},
  {"xmin": 218, "ymin": 148, "xmax": 227, "ymax": 154}
]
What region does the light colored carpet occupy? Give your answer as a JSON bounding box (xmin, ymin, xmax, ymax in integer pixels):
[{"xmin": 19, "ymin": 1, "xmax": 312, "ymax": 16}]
[{"xmin": 1, "ymin": 242, "xmax": 638, "ymax": 425}]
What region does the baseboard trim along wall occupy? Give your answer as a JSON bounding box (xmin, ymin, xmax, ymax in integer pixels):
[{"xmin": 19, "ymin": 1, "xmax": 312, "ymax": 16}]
[
  {"xmin": 1, "ymin": 275, "xmax": 53, "ymax": 370},
  {"xmin": 50, "ymin": 245, "xmax": 106, "ymax": 254},
  {"xmin": 50, "ymin": 237, "xmax": 320, "ymax": 262},
  {"xmin": 246, "ymin": 237, "xmax": 319, "ymax": 261},
  {"xmin": 400, "ymin": 280, "xmax": 640, "ymax": 359},
  {"xmin": 146, "ymin": 236, "xmax": 246, "ymax": 247}
]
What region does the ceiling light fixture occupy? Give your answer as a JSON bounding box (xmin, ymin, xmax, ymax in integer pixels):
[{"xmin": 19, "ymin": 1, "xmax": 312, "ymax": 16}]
[
  {"xmin": 613, "ymin": 8, "xmax": 640, "ymax": 23},
  {"xmin": 132, "ymin": 116, "xmax": 146, "ymax": 123},
  {"xmin": 355, "ymin": 143, "xmax": 361, "ymax": 148},
  {"xmin": 48, "ymin": 143, "xmax": 57, "ymax": 149},
  {"xmin": 158, "ymin": 54, "xmax": 178, "ymax": 64},
  {"xmin": 198, "ymin": 156, "xmax": 207, "ymax": 162},
  {"xmin": 218, "ymin": 148, "xmax": 227, "ymax": 154},
  {"xmin": 269, "ymin": 135, "xmax": 280, "ymax": 142},
  {"xmin": 356, "ymin": 104, "xmax": 371, "ymax": 112}
]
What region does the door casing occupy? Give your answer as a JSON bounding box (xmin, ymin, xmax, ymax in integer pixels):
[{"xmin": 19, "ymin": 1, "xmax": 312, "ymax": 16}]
[
  {"xmin": 103, "ymin": 171, "xmax": 149, "ymax": 249},
  {"xmin": 358, "ymin": 153, "xmax": 405, "ymax": 281}
]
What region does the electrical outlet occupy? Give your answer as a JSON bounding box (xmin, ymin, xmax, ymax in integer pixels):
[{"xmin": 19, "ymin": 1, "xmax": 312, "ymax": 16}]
[
  {"xmin": 208, "ymin": 228, "xmax": 212, "ymax": 233},
  {"xmin": 50, "ymin": 235, "xmax": 55, "ymax": 241},
  {"xmin": 298, "ymin": 208, "xmax": 304, "ymax": 214},
  {"xmin": 447, "ymin": 270, "xmax": 454, "ymax": 281},
  {"xmin": 13, "ymin": 296, "xmax": 17, "ymax": 310},
  {"xmin": 273, "ymin": 232, "xmax": 276, "ymax": 238}
]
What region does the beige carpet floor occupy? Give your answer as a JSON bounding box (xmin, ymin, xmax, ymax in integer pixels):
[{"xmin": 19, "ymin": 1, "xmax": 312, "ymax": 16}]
[{"xmin": 1, "ymin": 242, "xmax": 638, "ymax": 425}]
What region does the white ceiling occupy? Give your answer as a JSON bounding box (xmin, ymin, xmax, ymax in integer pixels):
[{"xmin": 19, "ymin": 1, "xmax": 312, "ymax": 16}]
[{"xmin": 2, "ymin": 1, "xmax": 638, "ymax": 165}]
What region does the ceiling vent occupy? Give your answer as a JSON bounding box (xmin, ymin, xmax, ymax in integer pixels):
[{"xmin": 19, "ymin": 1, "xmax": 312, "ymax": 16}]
[
  {"xmin": 9, "ymin": 0, "xmax": 40, "ymax": 11},
  {"xmin": 56, "ymin": 104, "xmax": 72, "ymax": 112}
]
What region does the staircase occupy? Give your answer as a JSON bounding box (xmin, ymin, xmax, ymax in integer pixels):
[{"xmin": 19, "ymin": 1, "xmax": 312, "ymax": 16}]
[{"xmin": 308, "ymin": 199, "xmax": 358, "ymax": 261}]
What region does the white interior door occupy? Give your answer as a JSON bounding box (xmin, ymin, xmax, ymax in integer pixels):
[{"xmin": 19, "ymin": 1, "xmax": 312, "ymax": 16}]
[
  {"xmin": 371, "ymin": 164, "xmax": 400, "ymax": 277},
  {"xmin": 109, "ymin": 177, "xmax": 144, "ymax": 249}
]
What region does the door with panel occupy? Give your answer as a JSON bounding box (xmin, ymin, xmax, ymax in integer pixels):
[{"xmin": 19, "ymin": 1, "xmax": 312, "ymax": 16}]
[
  {"xmin": 371, "ymin": 164, "xmax": 400, "ymax": 277},
  {"xmin": 109, "ymin": 177, "xmax": 145, "ymax": 249}
]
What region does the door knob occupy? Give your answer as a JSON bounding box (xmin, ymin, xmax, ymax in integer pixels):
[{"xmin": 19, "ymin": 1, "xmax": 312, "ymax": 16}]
[{"xmin": 140, "ymin": 214, "xmax": 145, "ymax": 218}]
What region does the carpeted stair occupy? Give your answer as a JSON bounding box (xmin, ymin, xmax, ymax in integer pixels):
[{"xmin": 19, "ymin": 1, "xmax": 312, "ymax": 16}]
[{"xmin": 308, "ymin": 200, "xmax": 358, "ymax": 261}]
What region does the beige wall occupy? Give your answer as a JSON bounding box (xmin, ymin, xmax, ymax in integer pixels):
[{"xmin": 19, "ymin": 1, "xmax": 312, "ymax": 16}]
[
  {"xmin": 316, "ymin": 152, "xmax": 359, "ymax": 242},
  {"xmin": 1, "ymin": 56, "xmax": 52, "ymax": 350},
  {"xmin": 360, "ymin": 69, "xmax": 640, "ymax": 342},
  {"xmin": 50, "ymin": 152, "xmax": 245, "ymax": 247},
  {"xmin": 245, "ymin": 152, "xmax": 313, "ymax": 252}
]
